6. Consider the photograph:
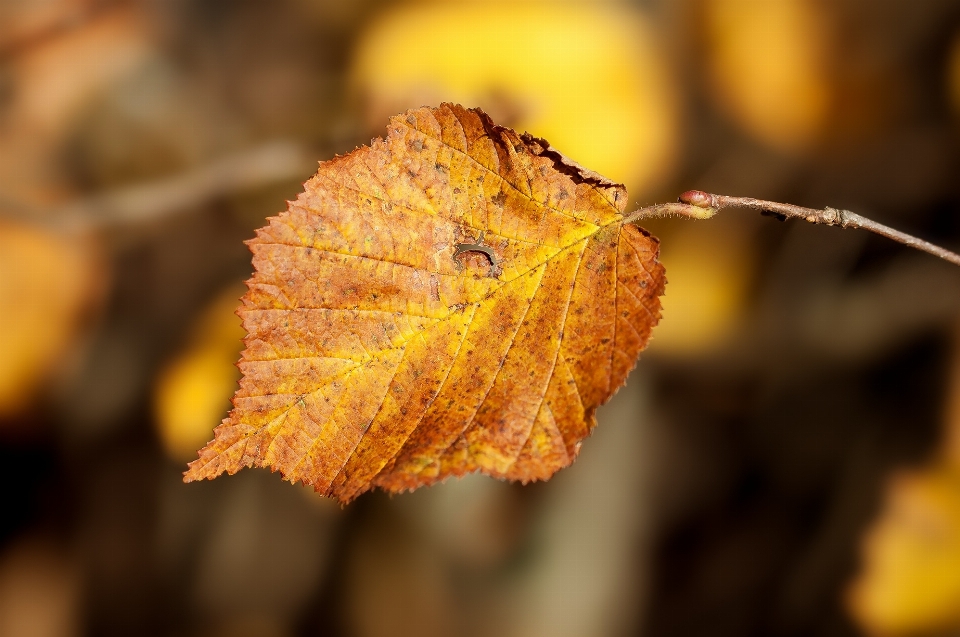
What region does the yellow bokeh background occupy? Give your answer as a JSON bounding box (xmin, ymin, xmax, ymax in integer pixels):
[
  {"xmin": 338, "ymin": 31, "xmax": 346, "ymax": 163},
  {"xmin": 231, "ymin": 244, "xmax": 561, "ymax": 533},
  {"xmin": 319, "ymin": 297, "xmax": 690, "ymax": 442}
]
[
  {"xmin": 703, "ymin": 0, "xmax": 831, "ymax": 153},
  {"xmin": 154, "ymin": 286, "xmax": 245, "ymax": 463},
  {"xmin": 350, "ymin": 0, "xmax": 680, "ymax": 199},
  {"xmin": 0, "ymin": 222, "xmax": 102, "ymax": 417}
]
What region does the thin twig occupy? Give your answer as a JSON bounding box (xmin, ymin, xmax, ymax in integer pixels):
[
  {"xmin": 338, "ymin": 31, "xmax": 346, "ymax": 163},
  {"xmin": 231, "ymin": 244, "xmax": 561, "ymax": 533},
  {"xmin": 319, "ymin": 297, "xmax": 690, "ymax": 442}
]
[
  {"xmin": 60, "ymin": 141, "xmax": 314, "ymax": 231},
  {"xmin": 0, "ymin": 141, "xmax": 314, "ymax": 234},
  {"xmin": 625, "ymin": 190, "xmax": 960, "ymax": 267}
]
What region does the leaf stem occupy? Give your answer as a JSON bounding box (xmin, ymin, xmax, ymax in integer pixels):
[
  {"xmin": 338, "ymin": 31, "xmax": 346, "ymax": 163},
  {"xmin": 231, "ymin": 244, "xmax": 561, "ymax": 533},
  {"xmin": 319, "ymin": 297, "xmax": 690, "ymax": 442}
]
[{"xmin": 625, "ymin": 190, "xmax": 960, "ymax": 267}]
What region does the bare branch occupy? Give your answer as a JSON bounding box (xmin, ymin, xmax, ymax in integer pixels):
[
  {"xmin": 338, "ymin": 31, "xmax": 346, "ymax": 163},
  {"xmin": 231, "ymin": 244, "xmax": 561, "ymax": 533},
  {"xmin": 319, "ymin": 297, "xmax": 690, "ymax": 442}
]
[
  {"xmin": 626, "ymin": 190, "xmax": 960, "ymax": 267},
  {"xmin": 0, "ymin": 141, "xmax": 315, "ymax": 235},
  {"xmin": 59, "ymin": 141, "xmax": 315, "ymax": 231}
]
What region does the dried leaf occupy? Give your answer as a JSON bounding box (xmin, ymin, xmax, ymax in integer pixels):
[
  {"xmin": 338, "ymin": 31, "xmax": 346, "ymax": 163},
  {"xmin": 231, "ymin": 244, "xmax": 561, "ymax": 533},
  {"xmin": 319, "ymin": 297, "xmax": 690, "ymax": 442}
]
[{"xmin": 184, "ymin": 104, "xmax": 665, "ymax": 502}]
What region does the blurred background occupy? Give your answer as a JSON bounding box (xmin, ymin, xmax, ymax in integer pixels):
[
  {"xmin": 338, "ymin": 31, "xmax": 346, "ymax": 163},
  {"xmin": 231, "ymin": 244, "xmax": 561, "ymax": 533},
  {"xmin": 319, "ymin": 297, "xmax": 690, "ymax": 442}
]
[{"xmin": 2, "ymin": 0, "xmax": 960, "ymax": 635}]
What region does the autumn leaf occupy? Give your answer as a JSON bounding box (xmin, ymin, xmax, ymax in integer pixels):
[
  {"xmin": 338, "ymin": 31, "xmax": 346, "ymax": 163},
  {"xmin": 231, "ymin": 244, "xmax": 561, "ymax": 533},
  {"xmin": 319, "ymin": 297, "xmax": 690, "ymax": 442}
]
[{"xmin": 183, "ymin": 104, "xmax": 665, "ymax": 502}]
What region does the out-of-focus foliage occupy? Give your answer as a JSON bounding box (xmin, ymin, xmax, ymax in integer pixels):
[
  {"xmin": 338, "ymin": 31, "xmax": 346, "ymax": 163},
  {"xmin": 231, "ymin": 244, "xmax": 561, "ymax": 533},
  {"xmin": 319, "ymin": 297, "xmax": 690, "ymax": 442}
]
[
  {"xmin": 350, "ymin": 0, "xmax": 680, "ymax": 198},
  {"xmin": 646, "ymin": 221, "xmax": 755, "ymax": 355},
  {"xmin": 848, "ymin": 467, "xmax": 960, "ymax": 635},
  {"xmin": 154, "ymin": 285, "xmax": 244, "ymax": 463},
  {"xmin": 848, "ymin": 327, "xmax": 960, "ymax": 636},
  {"xmin": 0, "ymin": 3, "xmax": 153, "ymax": 206},
  {"xmin": 702, "ymin": 0, "xmax": 831, "ymax": 153},
  {"xmin": 947, "ymin": 328, "xmax": 960, "ymax": 467},
  {"xmin": 701, "ymin": 0, "xmax": 897, "ymax": 154},
  {"xmin": 0, "ymin": 538, "xmax": 79, "ymax": 637},
  {"xmin": 0, "ymin": 222, "xmax": 102, "ymax": 417},
  {"xmin": 948, "ymin": 30, "xmax": 960, "ymax": 122}
]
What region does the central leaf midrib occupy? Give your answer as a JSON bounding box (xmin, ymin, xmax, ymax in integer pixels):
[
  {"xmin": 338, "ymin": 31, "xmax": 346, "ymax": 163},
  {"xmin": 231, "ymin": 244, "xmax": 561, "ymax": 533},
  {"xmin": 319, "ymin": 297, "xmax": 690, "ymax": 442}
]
[
  {"xmin": 254, "ymin": 217, "xmax": 618, "ymax": 373},
  {"xmin": 242, "ymin": 217, "xmax": 621, "ymax": 453}
]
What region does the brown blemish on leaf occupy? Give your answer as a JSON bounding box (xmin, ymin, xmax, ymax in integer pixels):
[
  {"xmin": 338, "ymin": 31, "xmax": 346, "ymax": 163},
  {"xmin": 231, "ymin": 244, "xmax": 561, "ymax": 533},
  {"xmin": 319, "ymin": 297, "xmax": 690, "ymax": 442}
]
[
  {"xmin": 183, "ymin": 103, "xmax": 665, "ymax": 503},
  {"xmin": 453, "ymin": 242, "xmax": 499, "ymax": 278}
]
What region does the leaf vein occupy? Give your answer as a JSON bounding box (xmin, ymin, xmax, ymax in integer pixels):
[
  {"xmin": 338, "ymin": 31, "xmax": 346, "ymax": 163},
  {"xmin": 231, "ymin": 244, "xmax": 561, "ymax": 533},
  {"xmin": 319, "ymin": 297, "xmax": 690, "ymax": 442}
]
[
  {"xmin": 504, "ymin": 239, "xmax": 588, "ymax": 471},
  {"xmin": 418, "ymin": 263, "xmax": 550, "ymax": 474}
]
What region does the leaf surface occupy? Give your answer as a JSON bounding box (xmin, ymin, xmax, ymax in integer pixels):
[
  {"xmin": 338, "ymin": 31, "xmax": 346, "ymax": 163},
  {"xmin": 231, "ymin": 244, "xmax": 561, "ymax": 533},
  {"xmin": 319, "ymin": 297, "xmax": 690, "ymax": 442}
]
[{"xmin": 184, "ymin": 104, "xmax": 665, "ymax": 502}]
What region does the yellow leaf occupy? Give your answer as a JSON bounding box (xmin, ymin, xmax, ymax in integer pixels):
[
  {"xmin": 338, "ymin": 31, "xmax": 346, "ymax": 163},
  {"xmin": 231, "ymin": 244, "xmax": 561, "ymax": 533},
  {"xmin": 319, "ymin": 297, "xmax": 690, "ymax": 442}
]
[{"xmin": 184, "ymin": 104, "xmax": 666, "ymax": 502}]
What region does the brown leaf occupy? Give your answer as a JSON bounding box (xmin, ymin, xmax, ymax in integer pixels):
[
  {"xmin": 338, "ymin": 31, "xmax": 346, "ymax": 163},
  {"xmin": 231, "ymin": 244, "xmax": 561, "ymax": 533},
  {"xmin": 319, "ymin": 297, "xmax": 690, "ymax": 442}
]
[{"xmin": 184, "ymin": 104, "xmax": 665, "ymax": 502}]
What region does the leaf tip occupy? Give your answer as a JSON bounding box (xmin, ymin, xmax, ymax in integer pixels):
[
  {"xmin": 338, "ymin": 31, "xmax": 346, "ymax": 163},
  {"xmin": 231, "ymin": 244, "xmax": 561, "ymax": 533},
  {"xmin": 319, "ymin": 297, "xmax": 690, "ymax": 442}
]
[{"xmin": 182, "ymin": 462, "xmax": 201, "ymax": 483}]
